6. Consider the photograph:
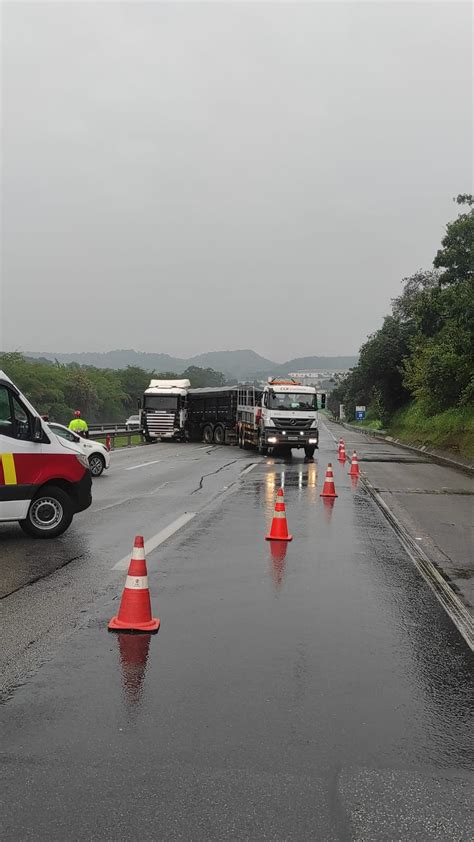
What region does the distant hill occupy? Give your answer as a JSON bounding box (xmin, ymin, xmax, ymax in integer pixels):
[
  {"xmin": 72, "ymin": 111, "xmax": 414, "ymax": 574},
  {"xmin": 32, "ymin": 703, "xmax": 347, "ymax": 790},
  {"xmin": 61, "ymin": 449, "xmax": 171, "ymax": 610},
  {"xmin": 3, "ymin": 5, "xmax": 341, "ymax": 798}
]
[
  {"xmin": 25, "ymin": 349, "xmax": 357, "ymax": 379},
  {"xmin": 278, "ymin": 355, "xmax": 358, "ymax": 372}
]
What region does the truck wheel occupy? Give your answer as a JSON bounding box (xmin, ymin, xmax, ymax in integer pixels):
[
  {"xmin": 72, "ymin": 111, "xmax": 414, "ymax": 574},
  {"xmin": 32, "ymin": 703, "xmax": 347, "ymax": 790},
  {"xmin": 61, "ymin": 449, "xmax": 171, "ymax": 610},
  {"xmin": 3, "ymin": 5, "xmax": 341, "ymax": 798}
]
[
  {"xmin": 88, "ymin": 453, "xmax": 105, "ymax": 476},
  {"xmin": 203, "ymin": 425, "xmax": 214, "ymax": 444},
  {"xmin": 258, "ymin": 435, "xmax": 268, "ymax": 456},
  {"xmin": 304, "ymin": 446, "xmax": 315, "ymax": 459},
  {"xmin": 213, "ymin": 425, "xmax": 226, "ymax": 445},
  {"xmin": 19, "ymin": 486, "xmax": 74, "ymax": 539}
]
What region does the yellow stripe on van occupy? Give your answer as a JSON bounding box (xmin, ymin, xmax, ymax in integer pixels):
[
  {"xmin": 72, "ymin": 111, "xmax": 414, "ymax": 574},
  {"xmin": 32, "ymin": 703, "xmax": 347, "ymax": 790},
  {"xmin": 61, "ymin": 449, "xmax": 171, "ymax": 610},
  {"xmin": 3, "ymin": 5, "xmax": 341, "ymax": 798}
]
[{"xmin": 1, "ymin": 453, "xmax": 17, "ymax": 485}]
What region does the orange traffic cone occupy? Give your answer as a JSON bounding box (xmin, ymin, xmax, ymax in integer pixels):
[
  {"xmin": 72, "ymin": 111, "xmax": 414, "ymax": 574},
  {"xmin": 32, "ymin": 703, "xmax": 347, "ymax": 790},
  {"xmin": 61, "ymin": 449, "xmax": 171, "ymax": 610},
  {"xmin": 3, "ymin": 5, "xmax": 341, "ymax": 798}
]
[
  {"xmin": 108, "ymin": 536, "xmax": 160, "ymax": 633},
  {"xmin": 348, "ymin": 451, "xmax": 360, "ymax": 477},
  {"xmin": 320, "ymin": 463, "xmax": 338, "ymax": 498},
  {"xmin": 266, "ymin": 488, "xmax": 293, "ymax": 542},
  {"xmin": 338, "ymin": 445, "xmax": 346, "ymax": 462}
]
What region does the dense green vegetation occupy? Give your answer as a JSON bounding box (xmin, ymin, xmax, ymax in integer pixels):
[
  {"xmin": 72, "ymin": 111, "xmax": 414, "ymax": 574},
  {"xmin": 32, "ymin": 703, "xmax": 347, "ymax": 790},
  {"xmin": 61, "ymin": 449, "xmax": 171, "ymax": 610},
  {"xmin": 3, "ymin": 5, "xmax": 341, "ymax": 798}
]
[
  {"xmin": 0, "ymin": 354, "xmax": 226, "ymax": 424},
  {"xmin": 328, "ymin": 196, "xmax": 474, "ymax": 458}
]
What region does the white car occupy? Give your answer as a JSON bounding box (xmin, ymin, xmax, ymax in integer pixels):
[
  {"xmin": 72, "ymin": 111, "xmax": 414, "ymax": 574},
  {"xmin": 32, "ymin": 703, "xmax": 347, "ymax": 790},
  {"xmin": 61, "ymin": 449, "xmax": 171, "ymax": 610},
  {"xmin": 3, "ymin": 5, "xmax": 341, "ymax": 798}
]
[
  {"xmin": 125, "ymin": 414, "xmax": 141, "ymax": 428},
  {"xmin": 48, "ymin": 423, "xmax": 111, "ymax": 477}
]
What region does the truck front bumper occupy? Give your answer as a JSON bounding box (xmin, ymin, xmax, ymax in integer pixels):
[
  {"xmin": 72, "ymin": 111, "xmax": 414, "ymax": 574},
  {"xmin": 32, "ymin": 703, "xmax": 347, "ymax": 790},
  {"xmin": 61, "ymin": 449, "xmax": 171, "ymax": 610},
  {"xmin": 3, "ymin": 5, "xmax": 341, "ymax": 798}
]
[{"xmin": 263, "ymin": 430, "xmax": 319, "ymax": 448}]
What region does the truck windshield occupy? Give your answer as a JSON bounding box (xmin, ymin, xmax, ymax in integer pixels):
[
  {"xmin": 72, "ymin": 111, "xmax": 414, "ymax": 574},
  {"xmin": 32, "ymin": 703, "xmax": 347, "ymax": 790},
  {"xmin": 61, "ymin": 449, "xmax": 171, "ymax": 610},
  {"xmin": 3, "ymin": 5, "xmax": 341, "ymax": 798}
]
[
  {"xmin": 144, "ymin": 396, "xmax": 178, "ymax": 411},
  {"xmin": 268, "ymin": 392, "xmax": 317, "ymax": 411}
]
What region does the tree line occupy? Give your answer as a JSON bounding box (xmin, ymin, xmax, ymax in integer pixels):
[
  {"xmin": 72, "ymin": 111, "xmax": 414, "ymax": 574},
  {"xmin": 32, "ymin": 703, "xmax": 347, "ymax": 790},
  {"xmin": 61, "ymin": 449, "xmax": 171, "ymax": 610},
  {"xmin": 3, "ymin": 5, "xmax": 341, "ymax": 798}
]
[
  {"xmin": 328, "ymin": 195, "xmax": 473, "ymax": 427},
  {"xmin": 0, "ymin": 355, "xmax": 227, "ymax": 424}
]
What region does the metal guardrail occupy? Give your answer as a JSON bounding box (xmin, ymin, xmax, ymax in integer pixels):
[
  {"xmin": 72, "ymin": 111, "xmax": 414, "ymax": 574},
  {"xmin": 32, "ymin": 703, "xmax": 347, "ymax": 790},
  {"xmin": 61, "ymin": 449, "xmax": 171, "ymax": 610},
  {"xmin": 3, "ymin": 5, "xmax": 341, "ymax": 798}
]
[
  {"xmin": 88, "ymin": 423, "xmax": 142, "ymax": 433},
  {"xmin": 88, "ymin": 426, "xmax": 145, "ymax": 449}
]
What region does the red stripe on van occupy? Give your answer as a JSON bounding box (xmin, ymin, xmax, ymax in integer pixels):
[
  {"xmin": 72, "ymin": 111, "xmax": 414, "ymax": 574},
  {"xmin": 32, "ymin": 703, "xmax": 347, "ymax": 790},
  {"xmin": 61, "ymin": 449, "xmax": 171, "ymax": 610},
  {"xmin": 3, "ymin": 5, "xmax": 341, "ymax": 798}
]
[{"xmin": 13, "ymin": 453, "xmax": 86, "ymax": 486}]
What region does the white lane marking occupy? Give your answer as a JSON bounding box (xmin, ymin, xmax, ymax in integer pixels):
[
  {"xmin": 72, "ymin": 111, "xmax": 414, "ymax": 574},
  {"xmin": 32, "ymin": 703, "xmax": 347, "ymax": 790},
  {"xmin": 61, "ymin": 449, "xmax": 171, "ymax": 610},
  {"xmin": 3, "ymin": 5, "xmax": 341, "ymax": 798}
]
[
  {"xmin": 151, "ymin": 481, "xmax": 169, "ymax": 493},
  {"xmin": 241, "ymin": 463, "xmax": 257, "ymax": 477},
  {"xmin": 112, "ymin": 513, "xmax": 196, "ymax": 570},
  {"xmin": 124, "ymin": 459, "xmax": 162, "ymax": 471},
  {"xmin": 319, "ymin": 416, "xmax": 338, "ymax": 443}
]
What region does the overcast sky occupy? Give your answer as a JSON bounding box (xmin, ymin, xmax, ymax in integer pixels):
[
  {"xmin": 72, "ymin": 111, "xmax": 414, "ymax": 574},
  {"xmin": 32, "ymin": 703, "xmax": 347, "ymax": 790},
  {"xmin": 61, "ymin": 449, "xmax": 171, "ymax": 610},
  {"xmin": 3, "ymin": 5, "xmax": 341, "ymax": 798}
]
[{"xmin": 1, "ymin": 1, "xmax": 471, "ymax": 361}]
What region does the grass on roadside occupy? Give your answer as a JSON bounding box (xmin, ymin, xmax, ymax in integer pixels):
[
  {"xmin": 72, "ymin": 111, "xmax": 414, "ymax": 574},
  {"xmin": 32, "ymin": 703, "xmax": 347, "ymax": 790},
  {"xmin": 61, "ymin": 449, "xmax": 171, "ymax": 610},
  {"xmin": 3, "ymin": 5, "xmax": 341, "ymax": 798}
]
[
  {"xmin": 111, "ymin": 434, "xmax": 144, "ymax": 448},
  {"xmin": 389, "ymin": 403, "xmax": 474, "ymax": 461},
  {"xmin": 352, "ymin": 418, "xmax": 384, "ymax": 431}
]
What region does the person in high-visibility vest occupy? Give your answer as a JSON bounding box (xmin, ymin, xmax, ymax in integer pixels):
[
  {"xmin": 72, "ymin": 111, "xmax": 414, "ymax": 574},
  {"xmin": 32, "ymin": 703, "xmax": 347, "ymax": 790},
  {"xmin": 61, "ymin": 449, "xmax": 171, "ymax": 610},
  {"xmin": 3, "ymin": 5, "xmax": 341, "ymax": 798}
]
[{"xmin": 69, "ymin": 410, "xmax": 89, "ymax": 438}]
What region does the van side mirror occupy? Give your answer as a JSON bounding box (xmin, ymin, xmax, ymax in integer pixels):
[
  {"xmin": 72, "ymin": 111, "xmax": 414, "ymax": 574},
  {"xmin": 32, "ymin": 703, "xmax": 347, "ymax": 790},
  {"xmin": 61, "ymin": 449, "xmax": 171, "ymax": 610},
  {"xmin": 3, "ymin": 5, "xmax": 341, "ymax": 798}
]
[{"xmin": 32, "ymin": 416, "xmax": 43, "ymax": 442}]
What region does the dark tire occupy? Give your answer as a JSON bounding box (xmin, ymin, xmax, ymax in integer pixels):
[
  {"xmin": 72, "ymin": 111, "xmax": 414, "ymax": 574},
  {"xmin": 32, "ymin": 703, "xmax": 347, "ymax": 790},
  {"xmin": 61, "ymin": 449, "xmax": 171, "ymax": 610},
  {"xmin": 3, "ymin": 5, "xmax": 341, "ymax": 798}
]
[
  {"xmin": 19, "ymin": 486, "xmax": 74, "ymax": 539},
  {"xmin": 238, "ymin": 429, "xmax": 244, "ymax": 448},
  {"xmin": 258, "ymin": 435, "xmax": 268, "ymax": 456},
  {"xmin": 89, "ymin": 453, "xmax": 105, "ymax": 477},
  {"xmin": 213, "ymin": 425, "xmax": 226, "ymax": 445},
  {"xmin": 203, "ymin": 425, "xmax": 214, "ymax": 444},
  {"xmin": 144, "ymin": 435, "xmax": 154, "ymax": 443},
  {"xmin": 304, "ymin": 446, "xmax": 315, "ymax": 459}
]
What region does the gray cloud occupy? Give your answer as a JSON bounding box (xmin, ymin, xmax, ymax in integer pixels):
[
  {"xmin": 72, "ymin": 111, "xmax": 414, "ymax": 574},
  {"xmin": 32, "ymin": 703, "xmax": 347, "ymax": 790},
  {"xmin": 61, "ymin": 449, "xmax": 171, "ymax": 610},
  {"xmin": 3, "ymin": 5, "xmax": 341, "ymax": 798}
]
[{"xmin": 1, "ymin": 1, "xmax": 471, "ymax": 360}]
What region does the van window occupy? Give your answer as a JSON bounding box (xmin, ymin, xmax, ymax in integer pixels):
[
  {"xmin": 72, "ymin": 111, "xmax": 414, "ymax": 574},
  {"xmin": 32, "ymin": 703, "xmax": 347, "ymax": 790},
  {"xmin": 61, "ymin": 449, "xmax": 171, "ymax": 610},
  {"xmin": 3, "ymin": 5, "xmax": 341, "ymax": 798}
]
[{"xmin": 0, "ymin": 386, "xmax": 32, "ymax": 440}]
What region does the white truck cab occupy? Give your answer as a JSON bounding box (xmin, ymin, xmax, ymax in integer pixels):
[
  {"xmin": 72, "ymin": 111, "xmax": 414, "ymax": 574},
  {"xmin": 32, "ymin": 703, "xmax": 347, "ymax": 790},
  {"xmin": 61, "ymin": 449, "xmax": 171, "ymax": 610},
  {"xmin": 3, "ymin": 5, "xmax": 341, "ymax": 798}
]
[
  {"xmin": 140, "ymin": 379, "xmax": 190, "ymax": 442},
  {"xmin": 237, "ymin": 378, "xmax": 319, "ymax": 456}
]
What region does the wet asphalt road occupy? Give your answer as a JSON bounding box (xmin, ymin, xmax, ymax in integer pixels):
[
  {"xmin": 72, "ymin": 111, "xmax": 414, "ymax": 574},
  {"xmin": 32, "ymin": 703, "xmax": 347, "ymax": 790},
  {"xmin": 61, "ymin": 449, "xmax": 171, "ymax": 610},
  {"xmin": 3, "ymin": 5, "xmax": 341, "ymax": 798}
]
[
  {"xmin": 320, "ymin": 416, "xmax": 474, "ymax": 610},
  {"xmin": 1, "ymin": 427, "xmax": 473, "ymax": 840}
]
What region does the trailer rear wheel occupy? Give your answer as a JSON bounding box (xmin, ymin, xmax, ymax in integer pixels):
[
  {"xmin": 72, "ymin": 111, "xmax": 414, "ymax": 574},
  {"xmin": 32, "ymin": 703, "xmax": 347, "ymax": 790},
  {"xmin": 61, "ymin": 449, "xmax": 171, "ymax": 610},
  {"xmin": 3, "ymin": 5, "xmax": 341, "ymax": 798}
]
[
  {"xmin": 213, "ymin": 425, "xmax": 226, "ymax": 445},
  {"xmin": 203, "ymin": 425, "xmax": 214, "ymax": 444}
]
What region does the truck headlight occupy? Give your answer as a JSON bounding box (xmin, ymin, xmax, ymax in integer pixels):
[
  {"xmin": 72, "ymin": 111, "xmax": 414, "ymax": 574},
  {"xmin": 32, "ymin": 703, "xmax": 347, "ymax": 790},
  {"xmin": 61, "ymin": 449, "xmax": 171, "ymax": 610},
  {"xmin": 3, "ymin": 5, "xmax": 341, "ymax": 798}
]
[
  {"xmin": 308, "ymin": 437, "xmax": 317, "ymax": 444},
  {"xmin": 267, "ymin": 436, "xmax": 278, "ymax": 444}
]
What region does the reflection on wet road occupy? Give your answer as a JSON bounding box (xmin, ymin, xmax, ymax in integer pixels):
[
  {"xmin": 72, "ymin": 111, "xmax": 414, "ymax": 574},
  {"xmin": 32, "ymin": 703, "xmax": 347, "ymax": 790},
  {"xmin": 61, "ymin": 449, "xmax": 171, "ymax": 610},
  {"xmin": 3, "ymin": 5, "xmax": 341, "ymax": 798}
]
[{"xmin": 1, "ymin": 430, "xmax": 473, "ymax": 840}]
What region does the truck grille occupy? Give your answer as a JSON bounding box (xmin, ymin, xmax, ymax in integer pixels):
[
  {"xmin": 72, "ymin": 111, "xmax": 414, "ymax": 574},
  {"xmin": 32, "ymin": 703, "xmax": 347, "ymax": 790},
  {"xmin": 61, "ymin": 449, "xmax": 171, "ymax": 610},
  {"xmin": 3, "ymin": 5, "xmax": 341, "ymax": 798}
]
[
  {"xmin": 272, "ymin": 417, "xmax": 314, "ymax": 431},
  {"xmin": 145, "ymin": 411, "xmax": 175, "ymax": 436}
]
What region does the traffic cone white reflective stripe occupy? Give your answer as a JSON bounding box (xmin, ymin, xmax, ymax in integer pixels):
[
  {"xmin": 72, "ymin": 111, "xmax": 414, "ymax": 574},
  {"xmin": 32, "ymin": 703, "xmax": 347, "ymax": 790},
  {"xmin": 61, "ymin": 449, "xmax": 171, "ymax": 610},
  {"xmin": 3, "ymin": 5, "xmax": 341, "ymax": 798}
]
[{"xmin": 124, "ymin": 575, "xmax": 149, "ymax": 590}]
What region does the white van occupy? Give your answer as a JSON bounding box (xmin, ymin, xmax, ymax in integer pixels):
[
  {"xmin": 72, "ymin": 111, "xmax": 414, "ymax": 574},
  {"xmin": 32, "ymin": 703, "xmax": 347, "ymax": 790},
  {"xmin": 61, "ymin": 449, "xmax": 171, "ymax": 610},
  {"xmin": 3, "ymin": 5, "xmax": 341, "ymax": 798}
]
[{"xmin": 0, "ymin": 371, "xmax": 92, "ymax": 537}]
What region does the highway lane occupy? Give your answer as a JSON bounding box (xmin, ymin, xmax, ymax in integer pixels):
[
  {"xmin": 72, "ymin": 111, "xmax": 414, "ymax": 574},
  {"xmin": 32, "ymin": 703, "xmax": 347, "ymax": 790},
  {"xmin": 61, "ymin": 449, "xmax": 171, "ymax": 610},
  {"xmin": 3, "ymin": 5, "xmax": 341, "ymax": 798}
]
[
  {"xmin": 320, "ymin": 416, "xmax": 474, "ymax": 611},
  {"xmin": 0, "ymin": 441, "xmax": 255, "ymax": 699},
  {"xmin": 1, "ymin": 426, "xmax": 473, "ymax": 839}
]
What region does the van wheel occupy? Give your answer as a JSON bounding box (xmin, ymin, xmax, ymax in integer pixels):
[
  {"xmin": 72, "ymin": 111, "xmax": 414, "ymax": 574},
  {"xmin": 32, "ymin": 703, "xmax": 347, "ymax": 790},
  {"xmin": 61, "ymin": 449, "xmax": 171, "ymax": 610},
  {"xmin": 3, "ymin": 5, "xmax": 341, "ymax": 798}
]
[
  {"xmin": 213, "ymin": 425, "xmax": 226, "ymax": 445},
  {"xmin": 203, "ymin": 425, "xmax": 214, "ymax": 444},
  {"xmin": 20, "ymin": 486, "xmax": 74, "ymax": 538},
  {"xmin": 89, "ymin": 453, "xmax": 105, "ymax": 476}
]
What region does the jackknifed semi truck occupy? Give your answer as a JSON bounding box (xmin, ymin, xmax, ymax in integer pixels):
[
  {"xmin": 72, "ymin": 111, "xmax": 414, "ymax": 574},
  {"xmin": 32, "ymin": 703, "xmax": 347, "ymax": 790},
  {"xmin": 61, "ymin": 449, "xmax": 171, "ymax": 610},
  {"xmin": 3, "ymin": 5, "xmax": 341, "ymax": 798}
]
[{"xmin": 139, "ymin": 378, "xmax": 319, "ymax": 456}]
